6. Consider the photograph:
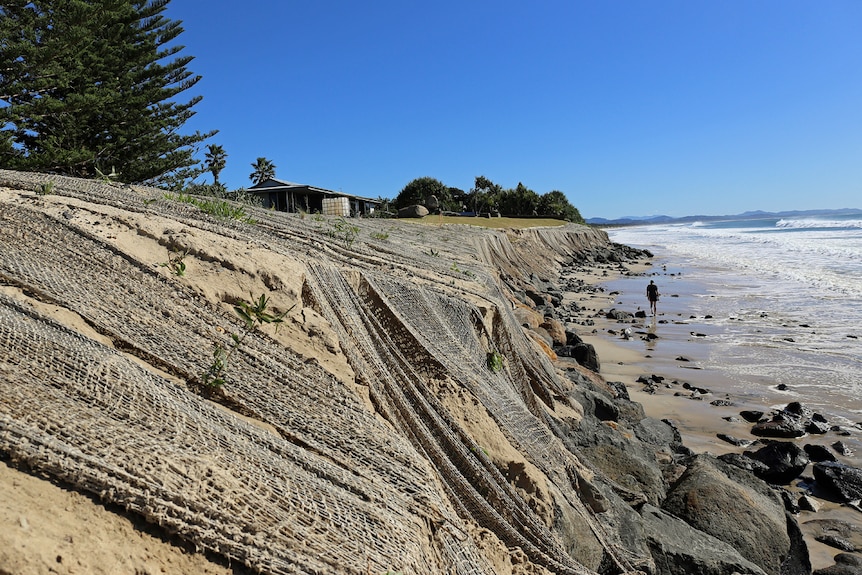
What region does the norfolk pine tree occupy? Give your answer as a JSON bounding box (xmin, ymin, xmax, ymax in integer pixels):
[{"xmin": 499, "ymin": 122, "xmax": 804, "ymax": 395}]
[{"xmin": 0, "ymin": 0, "xmax": 214, "ymax": 185}]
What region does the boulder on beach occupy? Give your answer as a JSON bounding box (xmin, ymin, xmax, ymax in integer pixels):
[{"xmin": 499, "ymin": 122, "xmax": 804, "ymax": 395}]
[
  {"xmin": 661, "ymin": 454, "xmax": 795, "ymax": 575},
  {"xmin": 606, "ymin": 308, "xmax": 634, "ymax": 321},
  {"xmin": 813, "ymin": 461, "xmax": 862, "ymax": 503},
  {"xmin": 640, "ymin": 504, "xmax": 768, "ymax": 575},
  {"xmin": 744, "ymin": 441, "xmax": 810, "ymax": 485}
]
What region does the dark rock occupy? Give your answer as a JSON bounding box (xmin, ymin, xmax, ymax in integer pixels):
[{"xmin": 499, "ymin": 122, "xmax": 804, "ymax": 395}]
[
  {"xmin": 606, "ymin": 380, "xmax": 630, "ymax": 401},
  {"xmin": 676, "ymin": 356, "xmax": 690, "ymax": 361},
  {"xmin": 813, "ymin": 462, "xmax": 862, "ymax": 503},
  {"xmin": 744, "ymin": 441, "xmax": 809, "ymax": 485},
  {"xmin": 781, "ymin": 489, "xmax": 801, "ymax": 514},
  {"xmin": 833, "ymin": 441, "xmax": 854, "ymax": 456},
  {"xmin": 798, "ymin": 494, "xmax": 820, "ymax": 512},
  {"xmin": 717, "ymin": 453, "xmax": 771, "ymax": 476},
  {"xmin": 710, "ymin": 399, "xmax": 735, "ymax": 407},
  {"xmin": 813, "ymin": 553, "xmax": 862, "ymax": 575},
  {"xmin": 805, "ymin": 444, "xmax": 838, "ymax": 462},
  {"xmin": 661, "ymin": 454, "xmax": 793, "ymax": 574},
  {"xmin": 807, "ymin": 419, "xmax": 831, "ymax": 434},
  {"xmin": 640, "ymin": 504, "xmax": 768, "ymax": 575},
  {"xmin": 783, "ymin": 508, "xmax": 813, "ymax": 575},
  {"xmin": 785, "ymin": 401, "xmax": 808, "ymax": 416},
  {"xmin": 564, "ymin": 329, "xmax": 584, "ymax": 347},
  {"xmin": 777, "ymin": 383, "xmax": 790, "ymax": 391},
  {"xmin": 815, "ymin": 534, "xmax": 857, "ymax": 552},
  {"xmin": 717, "ymin": 433, "xmax": 754, "ymax": 447},
  {"xmin": 741, "ymin": 410, "xmax": 765, "ymax": 423},
  {"xmin": 571, "ymin": 342, "xmax": 600, "ymax": 373},
  {"xmin": 752, "ymin": 418, "xmax": 807, "ymax": 438},
  {"xmin": 634, "ymin": 309, "xmax": 647, "ymax": 318},
  {"xmin": 606, "ymin": 308, "xmax": 634, "ymax": 321},
  {"xmin": 525, "ymin": 289, "xmax": 548, "ymax": 307}
]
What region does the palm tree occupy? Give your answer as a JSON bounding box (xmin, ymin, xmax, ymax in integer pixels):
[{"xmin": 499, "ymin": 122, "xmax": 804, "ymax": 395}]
[
  {"xmin": 249, "ymin": 157, "xmax": 276, "ymax": 185},
  {"xmin": 204, "ymin": 144, "xmax": 227, "ymax": 185}
]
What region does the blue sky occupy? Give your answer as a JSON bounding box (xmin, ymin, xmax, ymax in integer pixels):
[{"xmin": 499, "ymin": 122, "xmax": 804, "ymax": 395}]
[{"xmin": 166, "ymin": 1, "xmax": 861, "ymax": 219}]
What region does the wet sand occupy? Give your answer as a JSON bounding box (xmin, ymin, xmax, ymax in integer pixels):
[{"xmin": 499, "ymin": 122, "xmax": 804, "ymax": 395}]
[{"xmin": 563, "ymin": 259, "xmax": 861, "ymax": 570}]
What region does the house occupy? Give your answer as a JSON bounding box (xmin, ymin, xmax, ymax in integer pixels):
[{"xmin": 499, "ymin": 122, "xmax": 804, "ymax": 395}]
[{"xmin": 247, "ymin": 178, "xmax": 380, "ymax": 216}]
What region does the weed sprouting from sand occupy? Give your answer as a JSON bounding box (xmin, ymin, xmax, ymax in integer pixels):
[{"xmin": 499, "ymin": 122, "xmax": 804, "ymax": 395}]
[
  {"xmin": 160, "ymin": 248, "xmax": 188, "ymax": 277},
  {"xmin": 35, "ymin": 181, "xmax": 55, "ymax": 196},
  {"xmin": 329, "ymin": 217, "xmax": 360, "ymax": 248},
  {"xmin": 370, "ymin": 231, "xmax": 389, "ymax": 241},
  {"xmin": 201, "ymin": 294, "xmax": 294, "ymax": 389},
  {"xmin": 163, "ymin": 192, "xmax": 257, "ymax": 224}
]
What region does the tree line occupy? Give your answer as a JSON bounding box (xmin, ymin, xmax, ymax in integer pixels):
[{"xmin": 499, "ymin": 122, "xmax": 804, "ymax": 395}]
[
  {"xmin": 392, "ymin": 176, "xmax": 584, "ymax": 223},
  {"xmin": 1, "ymin": 1, "xmax": 586, "ymax": 224},
  {"xmin": 0, "ymin": 0, "xmax": 252, "ymax": 191}
]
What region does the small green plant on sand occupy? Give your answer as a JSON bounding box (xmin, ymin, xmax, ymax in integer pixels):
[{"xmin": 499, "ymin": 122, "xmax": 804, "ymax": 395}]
[
  {"xmin": 370, "ymin": 231, "xmax": 389, "ymax": 241},
  {"xmin": 36, "ymin": 181, "xmax": 55, "ymax": 196},
  {"xmin": 202, "ymin": 294, "xmax": 294, "ymax": 389},
  {"xmin": 160, "ymin": 248, "xmax": 188, "ymax": 277},
  {"xmin": 329, "ymin": 217, "xmax": 360, "ymax": 248}
]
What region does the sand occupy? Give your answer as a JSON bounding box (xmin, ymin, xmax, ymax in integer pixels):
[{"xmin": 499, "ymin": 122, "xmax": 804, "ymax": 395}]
[{"xmin": 565, "ymin": 260, "xmax": 860, "ymax": 570}]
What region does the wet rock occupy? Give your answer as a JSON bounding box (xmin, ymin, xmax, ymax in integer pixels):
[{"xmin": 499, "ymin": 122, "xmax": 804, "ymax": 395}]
[
  {"xmin": 833, "ymin": 441, "xmax": 854, "ymax": 456},
  {"xmin": 710, "ymin": 399, "xmax": 736, "ymax": 407},
  {"xmin": 805, "ymin": 444, "xmax": 838, "ymax": 462},
  {"xmin": 813, "ymin": 553, "xmax": 862, "ymax": 575},
  {"xmin": 744, "ymin": 441, "xmax": 810, "ymax": 485},
  {"xmin": 751, "ymin": 418, "xmax": 807, "ymax": 438},
  {"xmin": 606, "ymin": 308, "xmax": 633, "ymax": 321},
  {"xmin": 717, "ymin": 433, "xmax": 754, "ymax": 447},
  {"xmin": 816, "ymin": 534, "xmax": 857, "ymax": 552},
  {"xmin": 741, "ymin": 410, "xmax": 765, "ymax": 423},
  {"xmin": 813, "ymin": 462, "xmax": 862, "ymax": 503}
]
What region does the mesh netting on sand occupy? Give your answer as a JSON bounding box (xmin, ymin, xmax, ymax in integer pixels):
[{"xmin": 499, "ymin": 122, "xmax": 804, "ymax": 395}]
[{"xmin": 0, "ymin": 170, "xmax": 645, "ymax": 574}]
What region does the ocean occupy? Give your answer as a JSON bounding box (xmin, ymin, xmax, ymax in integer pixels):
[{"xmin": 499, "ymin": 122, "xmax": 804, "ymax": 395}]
[{"xmin": 602, "ymin": 213, "xmax": 862, "ymax": 451}]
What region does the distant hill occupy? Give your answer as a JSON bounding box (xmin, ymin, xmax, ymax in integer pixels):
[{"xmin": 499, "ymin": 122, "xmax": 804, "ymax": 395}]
[{"xmin": 587, "ymin": 207, "xmax": 862, "ymax": 226}]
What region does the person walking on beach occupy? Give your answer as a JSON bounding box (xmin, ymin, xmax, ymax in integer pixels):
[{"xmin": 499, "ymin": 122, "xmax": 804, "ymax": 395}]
[{"xmin": 646, "ymin": 280, "xmax": 659, "ymax": 316}]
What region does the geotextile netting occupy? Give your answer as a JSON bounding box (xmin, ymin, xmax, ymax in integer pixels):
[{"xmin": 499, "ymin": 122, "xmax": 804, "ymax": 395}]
[{"xmin": 0, "ymin": 170, "xmax": 644, "ymax": 574}]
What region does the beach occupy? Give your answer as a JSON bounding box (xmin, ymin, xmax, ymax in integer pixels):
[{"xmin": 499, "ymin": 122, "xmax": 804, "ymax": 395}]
[{"xmin": 564, "ymin": 251, "xmax": 862, "ymax": 570}]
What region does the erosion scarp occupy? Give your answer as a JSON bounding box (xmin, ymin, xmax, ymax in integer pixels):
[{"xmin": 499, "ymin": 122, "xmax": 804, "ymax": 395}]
[{"xmin": 0, "ymin": 170, "xmax": 803, "ymax": 575}]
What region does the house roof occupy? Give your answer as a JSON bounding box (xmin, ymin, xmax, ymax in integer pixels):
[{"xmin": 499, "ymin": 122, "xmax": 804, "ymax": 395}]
[{"xmin": 248, "ymin": 178, "xmax": 379, "ymax": 203}]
